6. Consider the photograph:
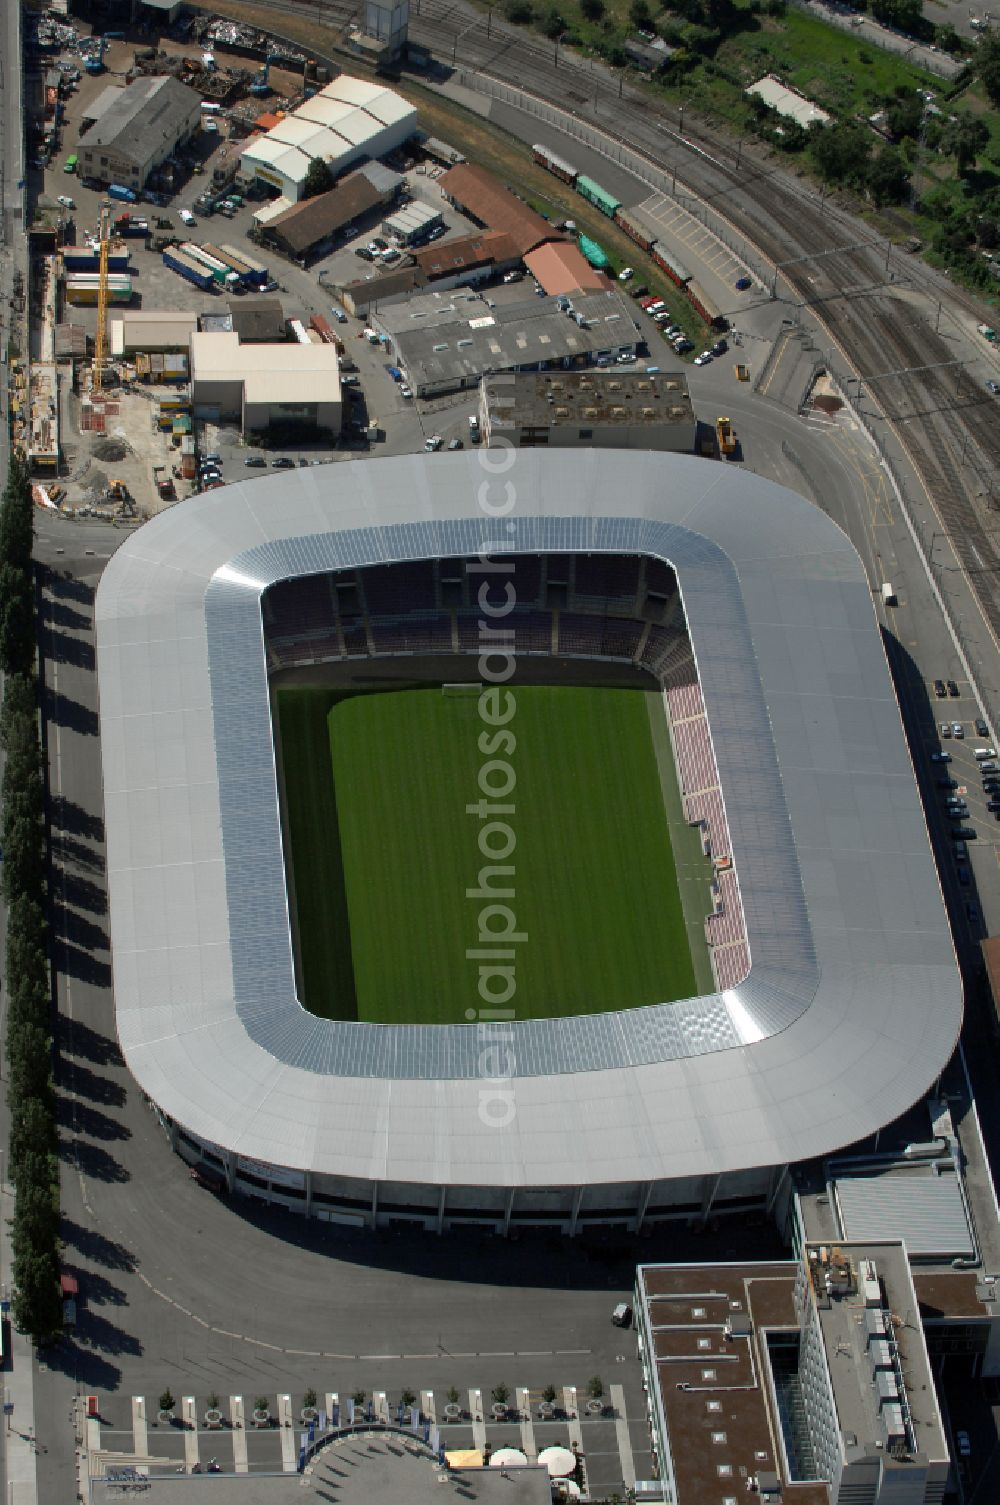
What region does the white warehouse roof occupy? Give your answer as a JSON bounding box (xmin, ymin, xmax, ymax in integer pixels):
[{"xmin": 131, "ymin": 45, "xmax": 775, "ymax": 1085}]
[{"xmin": 94, "ymin": 451, "xmax": 962, "ymax": 1191}]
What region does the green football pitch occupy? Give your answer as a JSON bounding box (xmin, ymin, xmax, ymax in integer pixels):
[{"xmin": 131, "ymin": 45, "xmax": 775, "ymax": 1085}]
[{"xmin": 275, "ymin": 684, "xmax": 701, "ymax": 1025}]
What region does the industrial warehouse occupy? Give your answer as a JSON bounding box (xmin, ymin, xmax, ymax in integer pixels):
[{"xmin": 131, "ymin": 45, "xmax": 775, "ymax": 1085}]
[
  {"xmin": 236, "ymin": 76, "xmax": 417, "ymax": 201},
  {"xmin": 77, "ymin": 74, "xmax": 202, "ymax": 189}
]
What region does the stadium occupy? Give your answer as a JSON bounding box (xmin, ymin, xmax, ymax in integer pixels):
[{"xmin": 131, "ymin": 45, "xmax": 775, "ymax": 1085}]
[{"xmin": 94, "ymin": 450, "xmax": 962, "ymax": 1234}]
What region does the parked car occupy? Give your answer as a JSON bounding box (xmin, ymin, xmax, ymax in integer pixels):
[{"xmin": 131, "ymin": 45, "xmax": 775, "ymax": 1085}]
[
  {"xmin": 179, "ymin": 208, "xmax": 196, "ymax": 226},
  {"xmin": 956, "ymin": 1431, "xmax": 971, "ymax": 1458},
  {"xmin": 952, "ymin": 722, "xmax": 964, "ymax": 738},
  {"xmin": 271, "ymin": 456, "xmax": 295, "ymax": 468},
  {"xmin": 331, "ymin": 307, "xmax": 348, "ymax": 323},
  {"xmin": 612, "ymin": 1303, "xmax": 633, "ymax": 1328},
  {"xmin": 400, "ymin": 384, "xmax": 413, "ymax": 399},
  {"xmin": 933, "ymin": 679, "xmax": 947, "ymax": 697},
  {"xmin": 937, "ymin": 777, "xmax": 958, "ymax": 789},
  {"xmin": 424, "ymin": 435, "xmax": 443, "ymax": 451},
  {"xmin": 735, "ymin": 276, "xmax": 752, "ymax": 290},
  {"xmin": 57, "ymin": 194, "xmax": 75, "ymax": 209},
  {"xmin": 448, "ymin": 437, "xmax": 463, "ymax": 450},
  {"xmin": 931, "ymin": 751, "xmax": 952, "ymax": 763},
  {"xmin": 957, "ymin": 864, "xmax": 971, "ymax": 885},
  {"xmin": 243, "ymin": 456, "xmax": 266, "ymax": 467},
  {"xmin": 940, "ymin": 723, "xmax": 952, "ymax": 738},
  {"xmin": 618, "ymin": 266, "xmax": 634, "ymax": 281},
  {"xmin": 712, "ymin": 339, "xmax": 728, "ymax": 356},
  {"xmin": 694, "ymin": 351, "xmax": 713, "ymax": 366},
  {"xmin": 986, "ymin": 380, "xmax": 1000, "ymax": 396},
  {"xmin": 948, "ymin": 679, "xmax": 960, "ymax": 696},
  {"xmin": 976, "ymin": 718, "xmax": 989, "ymax": 736}
]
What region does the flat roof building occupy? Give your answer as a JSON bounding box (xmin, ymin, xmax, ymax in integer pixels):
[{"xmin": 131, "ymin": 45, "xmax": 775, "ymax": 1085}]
[
  {"xmin": 373, "ymin": 287, "xmax": 639, "ymax": 396},
  {"xmin": 226, "ymin": 298, "xmax": 286, "ymax": 344},
  {"xmin": 237, "ymin": 77, "xmax": 416, "ymax": 202},
  {"xmin": 635, "ymin": 1244, "xmax": 950, "ymax": 1505},
  {"xmin": 190, "ymin": 331, "xmax": 341, "ymax": 436},
  {"xmin": 439, "ymin": 163, "xmax": 559, "ymax": 256},
  {"xmin": 109, "ymin": 309, "xmax": 198, "ymax": 356},
  {"xmin": 77, "ymin": 75, "xmax": 201, "ymax": 189},
  {"xmin": 480, "ymin": 369, "xmax": 695, "ymax": 452}
]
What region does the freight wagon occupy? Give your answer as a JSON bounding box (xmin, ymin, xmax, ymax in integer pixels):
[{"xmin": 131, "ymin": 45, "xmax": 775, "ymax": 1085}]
[
  {"xmin": 219, "ymin": 244, "xmax": 268, "ymax": 287},
  {"xmin": 686, "ymin": 277, "xmax": 726, "ymax": 329},
  {"xmin": 163, "ymin": 247, "xmax": 215, "ymax": 292},
  {"xmin": 651, "ymin": 243, "xmax": 691, "ymax": 287},
  {"xmin": 613, "ymin": 205, "xmax": 659, "ymax": 253},
  {"xmin": 532, "ymin": 142, "xmax": 578, "ymax": 185},
  {"xmin": 575, "ymin": 175, "xmax": 620, "ymax": 218}
]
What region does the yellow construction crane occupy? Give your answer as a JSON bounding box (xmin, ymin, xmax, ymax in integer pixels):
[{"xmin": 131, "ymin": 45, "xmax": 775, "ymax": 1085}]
[{"xmin": 92, "ymin": 203, "xmax": 111, "ymax": 395}]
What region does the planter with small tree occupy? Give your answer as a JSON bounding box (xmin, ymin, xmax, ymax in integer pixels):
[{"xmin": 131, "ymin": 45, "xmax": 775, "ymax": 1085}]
[
  {"xmin": 204, "ymin": 1391, "xmax": 223, "ymax": 1429},
  {"xmin": 157, "ymin": 1389, "xmax": 175, "ymax": 1427},
  {"xmin": 400, "ymin": 1388, "xmax": 417, "ymax": 1416},
  {"xmin": 538, "ymin": 1383, "xmax": 557, "ymax": 1419},
  {"xmin": 253, "ymin": 1396, "xmax": 271, "ymax": 1428},
  {"xmin": 444, "ymin": 1385, "xmax": 462, "ymax": 1420},
  {"xmin": 301, "ymin": 1387, "xmax": 318, "ymax": 1424},
  {"xmin": 586, "ymin": 1376, "xmax": 604, "ymax": 1415},
  {"xmin": 491, "ymin": 1382, "xmax": 510, "ymax": 1420}
]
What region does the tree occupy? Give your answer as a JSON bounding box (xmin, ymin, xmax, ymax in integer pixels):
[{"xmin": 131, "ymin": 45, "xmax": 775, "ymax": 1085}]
[
  {"xmin": 883, "ymin": 88, "xmax": 924, "ymax": 143},
  {"xmin": 505, "ymin": 0, "xmax": 534, "ymax": 20},
  {"xmin": 587, "ymin": 1375, "xmax": 604, "ymax": 1400},
  {"xmin": 9, "ymin": 1098, "xmax": 57, "ymax": 1183},
  {"xmin": 977, "ymin": 32, "xmax": 1000, "ymax": 107},
  {"xmin": 302, "ymin": 157, "xmax": 333, "ymax": 200},
  {"xmin": 491, "ymin": 1382, "xmax": 510, "ymax": 1405},
  {"xmin": 303, "ymin": 1386, "xmax": 319, "ymax": 1410},
  {"xmin": 810, "ymin": 122, "xmax": 871, "ymax": 187},
  {"xmin": 6, "ymin": 1020, "xmax": 53, "ymax": 1103},
  {"xmin": 871, "ymin": 0, "xmax": 922, "ymax": 33},
  {"xmin": 159, "ymin": 1389, "xmax": 176, "ymax": 1415},
  {"xmin": 936, "ymin": 22, "xmax": 961, "ymax": 54},
  {"xmin": 865, "ymin": 147, "xmax": 910, "ymax": 206},
  {"xmin": 399, "ymin": 1388, "xmax": 416, "ymax": 1408},
  {"xmin": 942, "ymin": 115, "xmax": 989, "ymax": 176},
  {"xmin": 539, "ymin": 6, "xmax": 567, "ymax": 37},
  {"xmin": 0, "ymin": 563, "xmax": 35, "ymax": 677},
  {"xmin": 630, "ymin": 0, "xmax": 652, "ymax": 24},
  {"xmin": 10, "ymin": 1241, "xmax": 61, "ymax": 1342},
  {"xmin": 0, "ymin": 673, "xmax": 37, "ymax": 750},
  {"xmin": 580, "ymin": 0, "xmax": 605, "ymax": 18},
  {"xmin": 0, "ymin": 453, "xmax": 34, "ymax": 571},
  {"xmin": 542, "ymin": 1384, "xmax": 558, "ymax": 1403}
]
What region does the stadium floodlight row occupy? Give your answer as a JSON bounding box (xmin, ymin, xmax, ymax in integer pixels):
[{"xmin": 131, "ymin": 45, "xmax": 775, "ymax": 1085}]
[{"xmin": 94, "ymin": 451, "xmax": 962, "ymax": 1234}]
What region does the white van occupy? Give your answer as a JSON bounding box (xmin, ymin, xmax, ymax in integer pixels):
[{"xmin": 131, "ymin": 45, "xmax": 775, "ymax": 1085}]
[
  {"xmin": 974, "ymin": 747, "xmax": 997, "ymax": 761},
  {"xmin": 468, "ymin": 413, "xmax": 480, "ymax": 442}
]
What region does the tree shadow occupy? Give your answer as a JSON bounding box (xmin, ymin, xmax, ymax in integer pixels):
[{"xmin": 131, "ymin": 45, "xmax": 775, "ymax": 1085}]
[
  {"xmin": 56, "ymin": 1096, "xmax": 131, "ymax": 1143},
  {"xmin": 75, "ymin": 1309, "xmax": 143, "ymax": 1358},
  {"xmin": 50, "ymin": 795, "xmax": 105, "ymax": 842},
  {"xmin": 41, "ymin": 598, "xmax": 91, "ymax": 632},
  {"xmin": 56, "ymin": 869, "xmax": 107, "ymax": 914},
  {"xmin": 51, "ymin": 904, "xmax": 110, "ymax": 954},
  {"xmin": 61, "ymin": 1139, "xmax": 130, "ymax": 1183},
  {"xmin": 43, "ymin": 687, "xmax": 99, "ymax": 737},
  {"xmin": 63, "ymin": 1267, "xmax": 127, "ymax": 1308},
  {"xmin": 43, "ymin": 630, "xmax": 95, "ymax": 672},
  {"xmin": 56, "ymin": 835, "xmax": 104, "ymax": 872},
  {"xmin": 52, "ymin": 941, "xmax": 112, "ymax": 988},
  {"xmin": 56, "ymin": 1015, "xmax": 122, "ymax": 1069},
  {"xmin": 44, "ymin": 571, "xmax": 95, "ymax": 606},
  {"xmin": 61, "ymin": 1058, "xmax": 126, "ymax": 1109},
  {"xmin": 61, "ymin": 1217, "xmax": 137, "ymax": 1272},
  {"xmin": 41, "ymin": 1338, "xmax": 122, "ymax": 1391}
]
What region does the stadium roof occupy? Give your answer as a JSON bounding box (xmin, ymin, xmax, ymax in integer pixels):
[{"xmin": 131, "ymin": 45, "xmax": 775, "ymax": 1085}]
[{"xmin": 94, "ymin": 452, "xmax": 962, "ymax": 1190}]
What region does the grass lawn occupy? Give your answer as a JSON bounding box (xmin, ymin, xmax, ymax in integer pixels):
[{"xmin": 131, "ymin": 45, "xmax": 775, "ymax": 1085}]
[{"xmin": 277, "ymin": 684, "xmax": 702, "ymax": 1024}]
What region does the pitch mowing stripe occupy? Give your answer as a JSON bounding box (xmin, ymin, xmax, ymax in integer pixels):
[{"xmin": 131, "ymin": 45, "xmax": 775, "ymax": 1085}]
[{"xmin": 329, "ymin": 685, "xmax": 698, "ymax": 1026}]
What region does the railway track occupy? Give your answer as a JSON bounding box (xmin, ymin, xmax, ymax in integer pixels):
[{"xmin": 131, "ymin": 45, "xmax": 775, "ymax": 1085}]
[{"xmin": 222, "ymin": 0, "xmax": 1000, "ymax": 632}]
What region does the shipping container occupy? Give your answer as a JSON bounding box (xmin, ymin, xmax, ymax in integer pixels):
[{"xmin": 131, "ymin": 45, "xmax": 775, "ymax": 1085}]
[
  {"xmin": 575, "ymin": 175, "xmax": 620, "ymax": 219},
  {"xmin": 222, "ymin": 244, "xmax": 268, "ymax": 283},
  {"xmin": 686, "ymin": 277, "xmax": 726, "ymax": 329},
  {"xmin": 113, "ymin": 215, "xmax": 150, "ymax": 238},
  {"xmin": 64, "ymin": 275, "xmax": 133, "ymax": 305},
  {"xmin": 613, "ymin": 206, "xmax": 657, "ymax": 253},
  {"xmin": 651, "ymin": 242, "xmax": 691, "ymax": 287},
  {"xmin": 532, "ymin": 142, "xmax": 578, "ymax": 185},
  {"xmin": 63, "ymin": 251, "xmax": 130, "ymax": 274},
  {"xmin": 162, "ymin": 247, "xmax": 215, "ymax": 292},
  {"xmin": 287, "ymin": 318, "xmax": 311, "ymax": 345},
  {"xmin": 309, "ymin": 313, "xmax": 337, "ymax": 344}
]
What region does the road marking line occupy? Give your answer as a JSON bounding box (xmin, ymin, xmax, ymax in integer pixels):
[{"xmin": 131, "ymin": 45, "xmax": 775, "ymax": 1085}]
[{"xmin": 610, "ymin": 1383, "xmax": 635, "ymax": 1488}]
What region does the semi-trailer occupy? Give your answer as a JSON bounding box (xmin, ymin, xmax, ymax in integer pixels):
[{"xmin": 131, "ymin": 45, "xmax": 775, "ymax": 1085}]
[
  {"xmin": 220, "ymin": 244, "xmax": 267, "ymax": 286},
  {"xmin": 202, "ymin": 243, "xmax": 255, "ymax": 283},
  {"xmin": 180, "ymin": 243, "xmax": 239, "ymax": 289},
  {"xmin": 162, "ymin": 246, "xmax": 215, "ymax": 292},
  {"xmin": 64, "ymin": 274, "xmax": 133, "ymax": 305}
]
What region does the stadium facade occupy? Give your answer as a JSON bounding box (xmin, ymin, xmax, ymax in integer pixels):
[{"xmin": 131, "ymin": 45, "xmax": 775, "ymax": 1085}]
[{"xmin": 94, "ymin": 451, "xmax": 962, "ymax": 1234}]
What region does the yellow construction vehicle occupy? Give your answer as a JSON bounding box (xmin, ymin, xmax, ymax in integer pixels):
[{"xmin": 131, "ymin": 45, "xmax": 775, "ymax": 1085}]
[{"xmin": 716, "ymin": 416, "xmax": 737, "ymax": 457}]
